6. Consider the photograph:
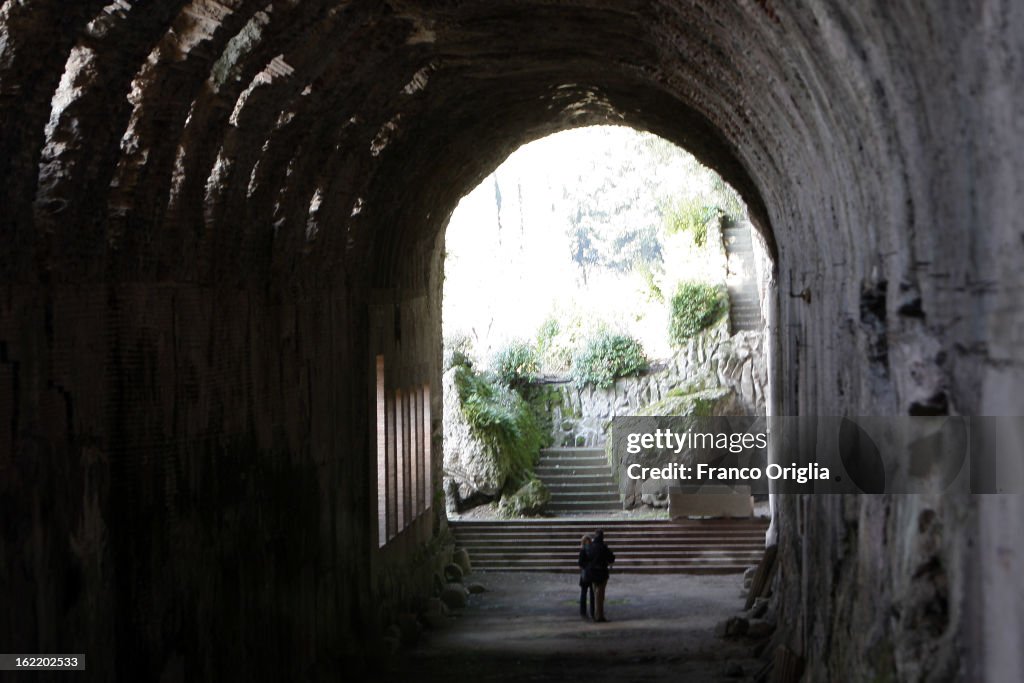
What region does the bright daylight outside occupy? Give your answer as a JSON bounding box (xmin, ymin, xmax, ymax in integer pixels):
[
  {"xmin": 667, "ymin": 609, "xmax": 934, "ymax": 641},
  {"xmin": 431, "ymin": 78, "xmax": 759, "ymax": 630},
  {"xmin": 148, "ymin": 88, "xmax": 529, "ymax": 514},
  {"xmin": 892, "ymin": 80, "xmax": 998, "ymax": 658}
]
[{"xmin": 441, "ymin": 125, "xmax": 773, "ymax": 523}]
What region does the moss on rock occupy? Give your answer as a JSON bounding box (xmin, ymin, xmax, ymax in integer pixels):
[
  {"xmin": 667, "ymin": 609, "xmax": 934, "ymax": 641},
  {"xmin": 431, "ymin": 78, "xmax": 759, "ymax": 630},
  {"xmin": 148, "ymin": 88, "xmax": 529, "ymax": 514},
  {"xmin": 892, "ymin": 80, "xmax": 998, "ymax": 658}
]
[{"xmin": 497, "ymin": 477, "xmax": 551, "ymax": 518}]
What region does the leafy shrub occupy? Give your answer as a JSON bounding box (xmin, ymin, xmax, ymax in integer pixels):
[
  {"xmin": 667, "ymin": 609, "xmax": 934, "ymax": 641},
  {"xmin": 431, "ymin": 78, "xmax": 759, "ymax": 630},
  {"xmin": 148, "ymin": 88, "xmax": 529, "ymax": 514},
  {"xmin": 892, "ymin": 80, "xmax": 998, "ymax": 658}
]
[
  {"xmin": 535, "ymin": 317, "xmax": 561, "ymax": 369},
  {"xmin": 535, "ymin": 314, "xmax": 591, "ymax": 375},
  {"xmin": 452, "ymin": 365, "xmax": 543, "ymax": 488},
  {"xmin": 572, "ymin": 332, "xmax": 648, "ymax": 389},
  {"xmin": 443, "ymin": 333, "xmax": 475, "ymax": 371},
  {"xmin": 536, "ymin": 317, "xmax": 560, "ymax": 347},
  {"xmin": 491, "ymin": 339, "xmax": 540, "ymax": 388},
  {"xmin": 664, "ymin": 196, "xmax": 721, "ymax": 247},
  {"xmin": 710, "ymin": 176, "xmax": 746, "ymax": 222},
  {"xmin": 669, "ymin": 282, "xmax": 728, "ymax": 345},
  {"xmin": 519, "ymin": 383, "xmax": 559, "ymax": 450},
  {"xmin": 635, "ymin": 262, "xmax": 665, "ymax": 304}
]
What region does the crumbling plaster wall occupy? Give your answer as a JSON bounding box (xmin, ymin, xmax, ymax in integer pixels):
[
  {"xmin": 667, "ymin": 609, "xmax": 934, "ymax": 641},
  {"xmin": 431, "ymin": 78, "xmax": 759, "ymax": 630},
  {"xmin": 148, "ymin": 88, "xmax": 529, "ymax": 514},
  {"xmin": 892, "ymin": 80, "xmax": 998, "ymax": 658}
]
[{"xmin": 1, "ymin": 1, "xmax": 1022, "ymax": 681}]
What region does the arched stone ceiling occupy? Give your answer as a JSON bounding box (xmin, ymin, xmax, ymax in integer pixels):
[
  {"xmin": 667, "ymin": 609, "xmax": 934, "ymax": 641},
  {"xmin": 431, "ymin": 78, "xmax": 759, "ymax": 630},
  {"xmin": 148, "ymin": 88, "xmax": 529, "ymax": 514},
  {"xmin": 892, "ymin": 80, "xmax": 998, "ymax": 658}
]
[{"xmin": 3, "ymin": 0, "xmax": 915, "ymax": 288}]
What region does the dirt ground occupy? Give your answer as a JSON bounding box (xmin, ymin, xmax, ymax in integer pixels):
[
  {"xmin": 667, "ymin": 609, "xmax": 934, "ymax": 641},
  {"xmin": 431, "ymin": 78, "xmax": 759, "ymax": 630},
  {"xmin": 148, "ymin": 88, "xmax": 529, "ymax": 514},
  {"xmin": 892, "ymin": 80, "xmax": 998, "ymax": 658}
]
[{"xmin": 370, "ymin": 571, "xmax": 763, "ymax": 682}]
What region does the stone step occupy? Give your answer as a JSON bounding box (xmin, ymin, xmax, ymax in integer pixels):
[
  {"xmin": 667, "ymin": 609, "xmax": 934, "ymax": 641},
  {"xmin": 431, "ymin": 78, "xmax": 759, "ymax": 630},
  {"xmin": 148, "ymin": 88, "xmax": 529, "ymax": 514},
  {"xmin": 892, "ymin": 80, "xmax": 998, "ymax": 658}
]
[
  {"xmin": 452, "ymin": 524, "xmax": 767, "ymax": 533},
  {"xmin": 469, "ymin": 552, "xmax": 765, "ymax": 564},
  {"xmin": 545, "ymin": 485, "xmax": 619, "ymax": 494},
  {"xmin": 456, "ymin": 520, "xmax": 770, "ymax": 532},
  {"xmin": 469, "ymin": 565, "xmax": 754, "ymax": 575},
  {"xmin": 454, "ymin": 524, "xmax": 770, "ymax": 528},
  {"xmin": 548, "ymin": 491, "xmax": 620, "ymax": 501},
  {"xmin": 457, "ymin": 542, "xmax": 766, "ymax": 553},
  {"xmin": 546, "ymin": 485, "xmax": 617, "ymax": 492},
  {"xmin": 456, "ymin": 532, "xmax": 770, "ymax": 540},
  {"xmin": 537, "ymin": 457, "xmax": 607, "ymax": 468},
  {"xmin": 546, "ymin": 501, "xmax": 622, "ymax": 511},
  {"xmin": 539, "ymin": 447, "xmax": 605, "ymax": 457},
  {"xmin": 468, "ymin": 557, "xmax": 762, "ymax": 565},
  {"xmin": 536, "ymin": 474, "xmax": 616, "ymax": 485},
  {"xmin": 535, "ymin": 465, "xmax": 613, "ymax": 475},
  {"xmin": 452, "ymin": 518, "xmax": 766, "ymax": 574}
]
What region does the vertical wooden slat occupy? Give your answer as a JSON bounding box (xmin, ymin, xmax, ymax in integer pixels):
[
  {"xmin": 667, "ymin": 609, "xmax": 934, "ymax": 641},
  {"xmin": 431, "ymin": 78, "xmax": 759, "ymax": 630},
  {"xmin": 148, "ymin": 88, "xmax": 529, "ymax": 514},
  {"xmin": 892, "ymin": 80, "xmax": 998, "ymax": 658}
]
[
  {"xmin": 403, "ymin": 389, "xmax": 413, "ymax": 528},
  {"xmin": 395, "ymin": 388, "xmax": 405, "ymax": 532},
  {"xmin": 375, "ymin": 356, "xmax": 387, "ymax": 546},
  {"xmin": 387, "ymin": 389, "xmax": 398, "ymax": 540},
  {"xmin": 422, "ymin": 384, "xmax": 432, "ymax": 510},
  {"xmin": 413, "ymin": 386, "xmax": 423, "ymax": 515}
]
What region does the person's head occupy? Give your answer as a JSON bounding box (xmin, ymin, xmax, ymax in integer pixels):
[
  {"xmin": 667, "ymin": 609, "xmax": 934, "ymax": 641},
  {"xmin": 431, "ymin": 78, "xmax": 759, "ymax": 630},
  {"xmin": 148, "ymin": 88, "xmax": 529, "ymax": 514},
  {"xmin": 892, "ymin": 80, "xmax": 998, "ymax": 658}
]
[
  {"xmin": 580, "ymin": 535, "xmax": 592, "ymax": 548},
  {"xmin": 594, "ymin": 529, "xmax": 604, "ymax": 542}
]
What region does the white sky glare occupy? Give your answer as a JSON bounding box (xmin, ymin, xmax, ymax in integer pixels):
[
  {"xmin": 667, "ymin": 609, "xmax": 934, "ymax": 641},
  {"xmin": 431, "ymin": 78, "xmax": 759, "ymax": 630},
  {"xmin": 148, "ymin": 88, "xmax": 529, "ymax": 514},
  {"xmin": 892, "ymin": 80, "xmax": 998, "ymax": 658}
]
[{"xmin": 442, "ymin": 125, "xmax": 733, "ymax": 366}]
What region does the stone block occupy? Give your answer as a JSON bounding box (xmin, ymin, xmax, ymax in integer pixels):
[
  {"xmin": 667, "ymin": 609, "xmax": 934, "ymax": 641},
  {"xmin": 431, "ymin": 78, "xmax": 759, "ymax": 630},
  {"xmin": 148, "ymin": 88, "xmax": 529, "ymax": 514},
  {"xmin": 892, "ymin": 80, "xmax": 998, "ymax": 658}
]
[
  {"xmin": 444, "ymin": 562, "xmax": 464, "ymax": 583},
  {"xmin": 746, "ymin": 619, "xmax": 774, "ymax": 639},
  {"xmin": 453, "ymin": 547, "xmax": 472, "ymax": 574},
  {"xmin": 715, "ymin": 616, "xmax": 749, "ymax": 638},
  {"xmin": 440, "ymin": 583, "xmax": 469, "ymax": 609},
  {"xmin": 669, "ymin": 485, "xmax": 754, "ymax": 519}
]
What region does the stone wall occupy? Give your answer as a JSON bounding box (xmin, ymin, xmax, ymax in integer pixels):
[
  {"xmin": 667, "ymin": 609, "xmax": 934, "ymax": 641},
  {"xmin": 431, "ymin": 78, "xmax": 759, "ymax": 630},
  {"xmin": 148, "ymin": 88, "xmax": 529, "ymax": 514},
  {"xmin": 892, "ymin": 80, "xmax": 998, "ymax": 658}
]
[{"xmin": 549, "ymin": 324, "xmax": 768, "ymax": 447}]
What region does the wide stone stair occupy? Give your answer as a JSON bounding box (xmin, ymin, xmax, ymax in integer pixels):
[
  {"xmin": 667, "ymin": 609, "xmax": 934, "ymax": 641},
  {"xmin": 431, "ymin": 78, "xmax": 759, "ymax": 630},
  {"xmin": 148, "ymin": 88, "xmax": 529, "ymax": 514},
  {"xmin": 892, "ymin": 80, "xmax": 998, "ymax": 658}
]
[
  {"xmin": 722, "ymin": 221, "xmax": 763, "ymax": 333},
  {"xmin": 535, "ymin": 447, "xmax": 621, "ymax": 514},
  {"xmin": 450, "ymin": 518, "xmax": 769, "ymax": 574}
]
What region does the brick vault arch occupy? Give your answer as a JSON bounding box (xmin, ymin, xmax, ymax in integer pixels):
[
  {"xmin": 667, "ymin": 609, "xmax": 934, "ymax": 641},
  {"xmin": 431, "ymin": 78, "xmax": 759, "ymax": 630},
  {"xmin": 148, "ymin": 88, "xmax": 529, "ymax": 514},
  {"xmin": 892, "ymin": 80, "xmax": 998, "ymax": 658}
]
[{"xmin": 1, "ymin": 2, "xmax": 1021, "ymax": 680}]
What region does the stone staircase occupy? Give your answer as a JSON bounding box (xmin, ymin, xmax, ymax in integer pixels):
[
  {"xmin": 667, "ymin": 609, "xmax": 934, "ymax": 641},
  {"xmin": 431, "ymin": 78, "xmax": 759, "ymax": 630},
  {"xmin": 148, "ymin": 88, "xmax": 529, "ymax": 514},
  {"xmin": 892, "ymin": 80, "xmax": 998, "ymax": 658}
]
[
  {"xmin": 450, "ymin": 518, "xmax": 769, "ymax": 574},
  {"xmin": 535, "ymin": 447, "xmax": 621, "ymax": 514},
  {"xmin": 722, "ymin": 221, "xmax": 763, "ymax": 333}
]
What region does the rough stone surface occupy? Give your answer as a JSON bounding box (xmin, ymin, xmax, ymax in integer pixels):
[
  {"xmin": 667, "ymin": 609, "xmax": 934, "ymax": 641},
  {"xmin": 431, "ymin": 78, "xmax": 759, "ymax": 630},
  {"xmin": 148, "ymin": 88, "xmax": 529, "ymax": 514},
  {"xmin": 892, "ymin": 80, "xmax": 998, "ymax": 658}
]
[
  {"xmin": 612, "ymin": 381, "xmax": 764, "ymax": 507},
  {"xmin": 442, "ymin": 368, "xmax": 507, "ymax": 506},
  {"xmin": 746, "ymin": 619, "xmax": 774, "ymax": 639},
  {"xmin": 549, "ymin": 323, "xmax": 768, "ymax": 447},
  {"xmin": 715, "ymin": 616, "xmax": 749, "ymax": 639},
  {"xmin": 749, "ymin": 597, "xmax": 769, "ymax": 620},
  {"xmin": 0, "ymin": 2, "xmax": 1022, "ymax": 681},
  {"xmin": 443, "ymin": 563, "xmax": 463, "ymax": 583},
  {"xmin": 497, "ymin": 477, "xmax": 551, "ymax": 518},
  {"xmin": 452, "ymin": 547, "xmax": 472, "ymax": 575},
  {"xmin": 439, "ymin": 584, "xmax": 469, "ymax": 610},
  {"xmin": 396, "ymin": 612, "xmax": 424, "ymax": 646},
  {"xmin": 724, "ymin": 662, "xmax": 745, "ymax": 678}
]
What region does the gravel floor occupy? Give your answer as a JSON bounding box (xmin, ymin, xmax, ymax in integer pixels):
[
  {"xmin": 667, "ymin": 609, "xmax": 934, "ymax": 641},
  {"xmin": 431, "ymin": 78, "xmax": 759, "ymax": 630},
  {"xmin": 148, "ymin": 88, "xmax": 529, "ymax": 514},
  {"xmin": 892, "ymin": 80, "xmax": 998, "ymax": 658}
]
[{"xmin": 369, "ymin": 571, "xmax": 763, "ymax": 683}]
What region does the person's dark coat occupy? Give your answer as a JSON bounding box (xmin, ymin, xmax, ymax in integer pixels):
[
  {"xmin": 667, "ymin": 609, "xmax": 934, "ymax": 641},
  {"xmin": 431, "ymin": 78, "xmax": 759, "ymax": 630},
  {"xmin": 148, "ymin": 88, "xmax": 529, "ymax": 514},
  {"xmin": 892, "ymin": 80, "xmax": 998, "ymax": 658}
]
[
  {"xmin": 588, "ymin": 539, "xmax": 615, "ymax": 584},
  {"xmin": 578, "ymin": 546, "xmax": 592, "ymax": 586}
]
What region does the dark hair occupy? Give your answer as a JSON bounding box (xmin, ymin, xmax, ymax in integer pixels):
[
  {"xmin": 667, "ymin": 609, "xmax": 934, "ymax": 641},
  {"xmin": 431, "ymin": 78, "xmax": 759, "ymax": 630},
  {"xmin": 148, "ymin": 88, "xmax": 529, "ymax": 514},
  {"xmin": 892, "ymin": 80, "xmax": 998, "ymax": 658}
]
[{"xmin": 594, "ymin": 529, "xmax": 604, "ymax": 541}]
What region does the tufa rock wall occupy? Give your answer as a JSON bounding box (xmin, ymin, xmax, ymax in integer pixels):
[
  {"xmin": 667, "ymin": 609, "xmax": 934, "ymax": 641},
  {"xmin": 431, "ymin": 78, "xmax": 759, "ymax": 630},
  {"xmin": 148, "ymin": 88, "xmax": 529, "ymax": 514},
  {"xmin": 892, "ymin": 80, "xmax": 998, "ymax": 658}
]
[
  {"xmin": 0, "ymin": 2, "xmax": 1021, "ymax": 680},
  {"xmin": 549, "ymin": 325, "xmax": 768, "ymax": 447}
]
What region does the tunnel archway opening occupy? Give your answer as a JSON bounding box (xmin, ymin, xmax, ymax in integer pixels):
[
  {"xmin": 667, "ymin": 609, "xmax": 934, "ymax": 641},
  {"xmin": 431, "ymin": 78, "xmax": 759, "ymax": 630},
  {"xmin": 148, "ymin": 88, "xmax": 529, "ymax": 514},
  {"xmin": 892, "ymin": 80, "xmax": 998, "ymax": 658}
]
[
  {"xmin": 436, "ymin": 124, "xmax": 776, "ymax": 524},
  {"xmin": 415, "ymin": 124, "xmax": 784, "ymax": 676},
  {"xmin": 361, "ymin": 67, "xmax": 794, "ymax": 678}
]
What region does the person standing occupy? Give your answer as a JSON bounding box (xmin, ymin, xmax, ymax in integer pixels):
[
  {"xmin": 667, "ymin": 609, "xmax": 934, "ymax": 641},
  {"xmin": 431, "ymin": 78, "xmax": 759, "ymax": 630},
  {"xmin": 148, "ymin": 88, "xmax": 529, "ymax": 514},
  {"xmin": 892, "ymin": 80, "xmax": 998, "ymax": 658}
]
[
  {"xmin": 578, "ymin": 535, "xmax": 595, "ymax": 620},
  {"xmin": 588, "ymin": 529, "xmax": 616, "ymax": 622}
]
